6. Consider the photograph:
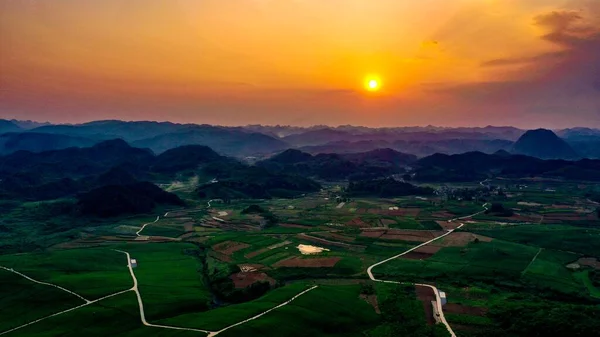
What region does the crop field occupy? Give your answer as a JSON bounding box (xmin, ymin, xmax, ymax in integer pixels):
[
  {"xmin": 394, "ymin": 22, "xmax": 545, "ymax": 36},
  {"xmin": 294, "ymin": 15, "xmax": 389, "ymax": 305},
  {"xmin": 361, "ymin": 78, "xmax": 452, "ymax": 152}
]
[
  {"xmin": 0, "ymin": 269, "xmax": 84, "ymax": 332},
  {"xmin": 114, "ymin": 242, "xmax": 213, "ymax": 320},
  {"xmin": 470, "ymin": 225, "xmax": 600, "ymax": 257},
  {"xmin": 4, "ymin": 180, "xmax": 600, "ymax": 336},
  {"xmin": 372, "ymin": 239, "xmax": 540, "ymax": 283},
  {"xmin": 157, "ymin": 283, "xmax": 317, "ymax": 331},
  {"xmin": 217, "ymin": 285, "xmax": 380, "ymax": 337},
  {"xmin": 2, "ymin": 291, "xmax": 200, "ymax": 337},
  {"xmin": 0, "ymin": 248, "xmax": 132, "ymax": 298}
]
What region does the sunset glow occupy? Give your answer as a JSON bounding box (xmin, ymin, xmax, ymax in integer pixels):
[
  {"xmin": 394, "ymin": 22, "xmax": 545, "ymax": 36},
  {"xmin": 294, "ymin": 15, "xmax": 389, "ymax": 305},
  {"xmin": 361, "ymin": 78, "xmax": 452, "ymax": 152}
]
[{"xmin": 1, "ymin": 0, "xmax": 599, "ymax": 127}]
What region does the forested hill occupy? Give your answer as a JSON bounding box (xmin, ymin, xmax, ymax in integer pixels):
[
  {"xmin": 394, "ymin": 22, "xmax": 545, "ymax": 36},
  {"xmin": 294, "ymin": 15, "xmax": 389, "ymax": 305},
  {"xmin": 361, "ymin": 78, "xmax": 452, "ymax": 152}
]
[{"xmin": 414, "ymin": 151, "xmax": 600, "ymax": 182}]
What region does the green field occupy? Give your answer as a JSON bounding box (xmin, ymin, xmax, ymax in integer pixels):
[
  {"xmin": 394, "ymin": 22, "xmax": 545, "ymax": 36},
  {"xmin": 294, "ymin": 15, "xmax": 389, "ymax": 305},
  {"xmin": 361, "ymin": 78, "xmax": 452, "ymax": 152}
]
[
  {"xmin": 115, "ymin": 242, "xmax": 212, "ymax": 321},
  {"xmin": 0, "ymin": 269, "xmax": 84, "ymax": 332},
  {"xmin": 0, "ymin": 248, "xmax": 132, "ymax": 298},
  {"xmin": 218, "ymin": 285, "xmax": 380, "ymax": 337},
  {"xmin": 373, "ymin": 239, "xmax": 539, "ymax": 285},
  {"xmin": 158, "ymin": 283, "xmax": 314, "ymax": 330},
  {"xmin": 2, "ymin": 292, "xmax": 200, "ymax": 337},
  {"xmin": 470, "ymin": 225, "xmax": 600, "ymax": 257}
]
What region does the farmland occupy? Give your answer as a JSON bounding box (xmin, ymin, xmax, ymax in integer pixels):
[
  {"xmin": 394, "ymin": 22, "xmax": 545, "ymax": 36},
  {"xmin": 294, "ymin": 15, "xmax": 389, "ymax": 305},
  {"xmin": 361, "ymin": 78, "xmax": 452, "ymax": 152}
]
[{"xmin": 2, "ymin": 179, "xmax": 600, "ymax": 336}]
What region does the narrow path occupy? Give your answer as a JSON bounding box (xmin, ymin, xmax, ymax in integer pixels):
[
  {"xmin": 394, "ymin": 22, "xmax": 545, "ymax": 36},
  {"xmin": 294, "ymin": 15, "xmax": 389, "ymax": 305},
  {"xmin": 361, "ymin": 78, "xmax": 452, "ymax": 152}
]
[
  {"xmin": 0, "ymin": 289, "xmax": 131, "ymax": 336},
  {"xmin": 136, "ymin": 216, "xmax": 161, "ymax": 237},
  {"xmin": 366, "ymin": 203, "xmax": 489, "ymax": 337},
  {"xmin": 521, "ymin": 248, "xmax": 543, "ymax": 276},
  {"xmin": 0, "ymin": 266, "xmax": 91, "ymax": 303},
  {"xmin": 206, "ymin": 286, "xmax": 318, "ymax": 337}
]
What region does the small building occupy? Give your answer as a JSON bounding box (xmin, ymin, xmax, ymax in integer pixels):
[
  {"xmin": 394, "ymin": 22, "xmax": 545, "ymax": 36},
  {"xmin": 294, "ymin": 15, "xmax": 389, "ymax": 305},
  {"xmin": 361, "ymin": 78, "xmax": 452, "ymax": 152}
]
[
  {"xmin": 438, "ymin": 290, "xmax": 447, "ymax": 306},
  {"xmin": 131, "ymin": 259, "xmax": 138, "ymax": 268}
]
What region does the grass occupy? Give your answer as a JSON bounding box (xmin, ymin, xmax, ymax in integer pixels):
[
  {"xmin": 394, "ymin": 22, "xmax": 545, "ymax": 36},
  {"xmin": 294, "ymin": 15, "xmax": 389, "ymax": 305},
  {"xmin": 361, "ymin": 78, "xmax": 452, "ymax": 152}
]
[
  {"xmin": 3, "ymin": 291, "xmax": 200, "ymax": 337},
  {"xmin": 446, "ymin": 314, "xmax": 493, "ymax": 327},
  {"xmin": 573, "ymin": 270, "xmax": 600, "ymax": 299},
  {"xmin": 141, "ymin": 225, "xmax": 186, "ymax": 238},
  {"xmin": 0, "ymin": 269, "xmax": 84, "ymax": 332},
  {"xmin": 470, "ymin": 225, "xmax": 600, "ymax": 257},
  {"xmin": 157, "ymin": 282, "xmax": 315, "ymax": 331},
  {"xmin": 217, "ymin": 285, "xmax": 380, "ymax": 337},
  {"xmin": 115, "ymin": 242, "xmax": 212, "ymax": 321},
  {"xmin": 0, "ymin": 248, "xmax": 132, "ymax": 298},
  {"xmin": 520, "ymin": 249, "xmax": 585, "ymax": 295},
  {"xmin": 373, "ymin": 239, "xmax": 539, "ymax": 284}
]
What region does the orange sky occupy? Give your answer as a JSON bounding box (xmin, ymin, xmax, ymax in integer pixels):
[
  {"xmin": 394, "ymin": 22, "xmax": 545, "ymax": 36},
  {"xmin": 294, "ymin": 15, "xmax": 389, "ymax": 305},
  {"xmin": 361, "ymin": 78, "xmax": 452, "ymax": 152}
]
[{"xmin": 1, "ymin": 0, "xmax": 599, "ymax": 127}]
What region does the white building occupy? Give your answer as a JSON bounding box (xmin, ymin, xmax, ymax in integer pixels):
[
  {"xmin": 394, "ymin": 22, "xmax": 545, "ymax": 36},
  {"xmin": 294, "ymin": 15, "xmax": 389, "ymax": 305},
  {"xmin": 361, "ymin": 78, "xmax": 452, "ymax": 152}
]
[
  {"xmin": 131, "ymin": 259, "xmax": 138, "ymax": 268},
  {"xmin": 438, "ymin": 290, "xmax": 447, "ymax": 306}
]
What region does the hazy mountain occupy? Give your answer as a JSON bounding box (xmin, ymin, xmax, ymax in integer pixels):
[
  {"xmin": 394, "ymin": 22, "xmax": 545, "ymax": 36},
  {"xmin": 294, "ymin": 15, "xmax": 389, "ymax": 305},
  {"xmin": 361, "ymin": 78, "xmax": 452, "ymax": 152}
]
[
  {"xmin": 151, "ymin": 145, "xmax": 228, "ymax": 174},
  {"xmin": 133, "ymin": 127, "xmax": 288, "ymax": 156},
  {"xmin": 0, "ymin": 120, "xmax": 22, "ymax": 134},
  {"xmin": 0, "ymin": 132, "xmax": 97, "ymax": 155},
  {"xmin": 9, "ymin": 120, "xmax": 51, "ymax": 129},
  {"xmin": 340, "ymin": 148, "xmax": 418, "ymax": 166},
  {"xmin": 300, "ymin": 140, "xmax": 392, "ymax": 155},
  {"xmin": 557, "ymin": 127, "xmax": 600, "ymax": 140},
  {"xmin": 31, "ymin": 120, "xmax": 187, "ymax": 142},
  {"xmin": 414, "ymin": 151, "xmax": 600, "ymax": 182},
  {"xmin": 282, "ymin": 129, "xmax": 354, "ymax": 147},
  {"xmin": 512, "ymin": 129, "xmax": 579, "ymax": 160},
  {"xmin": 0, "ymin": 139, "xmax": 155, "ymax": 181},
  {"xmin": 258, "ymin": 148, "xmax": 414, "ymax": 180}
]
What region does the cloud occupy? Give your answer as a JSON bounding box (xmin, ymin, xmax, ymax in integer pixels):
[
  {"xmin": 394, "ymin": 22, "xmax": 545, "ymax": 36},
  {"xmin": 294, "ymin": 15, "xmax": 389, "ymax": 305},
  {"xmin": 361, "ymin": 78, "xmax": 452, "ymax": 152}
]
[
  {"xmin": 424, "ymin": 7, "xmax": 600, "ymax": 127},
  {"xmin": 480, "ymin": 51, "xmax": 567, "ymax": 67}
]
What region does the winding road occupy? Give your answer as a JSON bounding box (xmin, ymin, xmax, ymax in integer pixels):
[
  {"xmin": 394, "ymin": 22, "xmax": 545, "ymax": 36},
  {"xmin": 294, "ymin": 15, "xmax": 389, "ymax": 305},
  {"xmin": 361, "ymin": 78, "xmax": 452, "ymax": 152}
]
[
  {"xmin": 115, "ymin": 249, "xmax": 317, "ymax": 336},
  {"xmin": 2, "ymin": 196, "xmax": 489, "ymax": 336},
  {"xmin": 366, "ymin": 203, "xmax": 489, "ymax": 337},
  {"xmin": 136, "ymin": 216, "xmax": 160, "ymax": 237}
]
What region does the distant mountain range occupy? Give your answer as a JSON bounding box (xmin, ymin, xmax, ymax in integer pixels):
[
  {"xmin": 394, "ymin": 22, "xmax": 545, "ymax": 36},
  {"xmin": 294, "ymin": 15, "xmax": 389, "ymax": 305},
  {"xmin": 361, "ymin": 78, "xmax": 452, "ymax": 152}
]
[{"xmin": 2, "ymin": 119, "xmax": 600, "ymax": 160}]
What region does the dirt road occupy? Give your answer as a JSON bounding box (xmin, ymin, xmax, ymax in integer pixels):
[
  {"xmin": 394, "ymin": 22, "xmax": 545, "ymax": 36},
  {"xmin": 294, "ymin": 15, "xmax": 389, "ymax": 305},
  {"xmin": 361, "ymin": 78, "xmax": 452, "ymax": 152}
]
[{"xmin": 366, "ymin": 203, "xmax": 488, "ymax": 337}]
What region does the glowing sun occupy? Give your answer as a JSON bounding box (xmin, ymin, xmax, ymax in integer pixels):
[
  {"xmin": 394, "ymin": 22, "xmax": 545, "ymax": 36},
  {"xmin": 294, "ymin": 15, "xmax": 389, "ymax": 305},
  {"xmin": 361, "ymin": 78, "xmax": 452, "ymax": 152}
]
[{"xmin": 364, "ymin": 76, "xmax": 381, "ymax": 92}]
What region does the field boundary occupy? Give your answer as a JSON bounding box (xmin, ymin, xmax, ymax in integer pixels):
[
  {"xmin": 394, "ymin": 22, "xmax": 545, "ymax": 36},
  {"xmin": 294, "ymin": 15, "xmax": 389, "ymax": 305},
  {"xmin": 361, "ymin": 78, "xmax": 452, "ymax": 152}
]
[
  {"xmin": 0, "ymin": 266, "xmax": 91, "ymax": 303},
  {"xmin": 521, "ymin": 248, "xmax": 543, "ymax": 276}
]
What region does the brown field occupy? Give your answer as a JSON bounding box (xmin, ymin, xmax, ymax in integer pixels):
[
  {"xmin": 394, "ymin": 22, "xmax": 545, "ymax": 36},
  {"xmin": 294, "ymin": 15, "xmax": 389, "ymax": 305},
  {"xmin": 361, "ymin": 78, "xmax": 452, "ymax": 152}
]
[
  {"xmin": 212, "ymin": 241, "xmax": 250, "ymax": 256},
  {"xmin": 360, "ymin": 230, "xmax": 386, "ymax": 238},
  {"xmin": 230, "ymin": 272, "xmax": 275, "ymax": 288},
  {"xmin": 436, "ymin": 220, "xmax": 460, "ymax": 231},
  {"xmin": 577, "ymin": 257, "xmax": 600, "ymax": 269},
  {"xmin": 209, "ymin": 251, "xmax": 232, "ymax": 262},
  {"xmin": 244, "ymin": 248, "xmax": 268, "ymax": 259},
  {"xmin": 380, "ymin": 230, "xmax": 445, "ymax": 242},
  {"xmin": 273, "ymin": 256, "xmax": 341, "ymax": 268},
  {"xmin": 183, "ymin": 222, "xmax": 194, "ymax": 232},
  {"xmin": 431, "ymin": 211, "xmax": 456, "ymax": 219},
  {"xmin": 401, "ymin": 245, "xmax": 442, "ymax": 260},
  {"xmin": 415, "ymin": 285, "xmax": 436, "ymax": 326},
  {"xmin": 360, "ymin": 294, "xmax": 381, "ymax": 314},
  {"xmin": 444, "ymin": 303, "xmax": 488, "ymax": 316},
  {"xmin": 441, "ymin": 232, "xmax": 493, "ymax": 247},
  {"xmin": 346, "ymin": 217, "xmax": 368, "ymax": 227},
  {"xmin": 238, "ymin": 264, "xmax": 267, "ymax": 272},
  {"xmin": 297, "ymin": 234, "xmax": 366, "ymax": 251}
]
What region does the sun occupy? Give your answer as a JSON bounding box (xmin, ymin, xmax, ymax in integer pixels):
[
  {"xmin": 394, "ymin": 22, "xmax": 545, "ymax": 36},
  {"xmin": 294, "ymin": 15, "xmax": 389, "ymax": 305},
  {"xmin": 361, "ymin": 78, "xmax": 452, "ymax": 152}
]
[{"xmin": 364, "ymin": 75, "xmax": 381, "ymax": 92}]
